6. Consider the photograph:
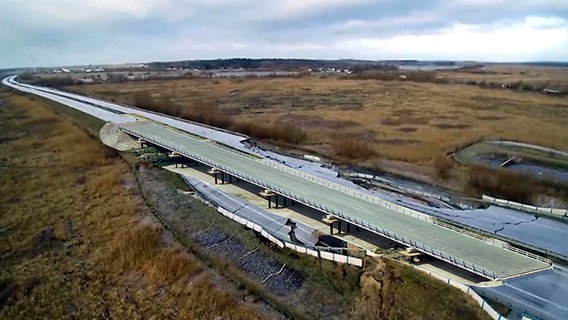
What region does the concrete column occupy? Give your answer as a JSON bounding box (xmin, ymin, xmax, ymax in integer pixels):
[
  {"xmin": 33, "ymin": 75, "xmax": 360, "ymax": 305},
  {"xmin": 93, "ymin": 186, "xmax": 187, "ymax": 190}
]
[
  {"xmin": 329, "ymin": 222, "xmax": 334, "ymax": 235},
  {"xmin": 338, "ymin": 220, "xmax": 342, "ymax": 234},
  {"xmin": 214, "ymin": 173, "xmax": 218, "ymax": 184}
]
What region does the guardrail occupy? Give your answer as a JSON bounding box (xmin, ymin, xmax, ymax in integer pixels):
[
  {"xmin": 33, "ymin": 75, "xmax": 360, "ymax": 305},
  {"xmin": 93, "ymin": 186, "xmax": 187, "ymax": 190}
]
[
  {"xmin": 120, "ymin": 125, "xmax": 551, "ymax": 279},
  {"xmin": 342, "ymin": 171, "xmax": 456, "ymax": 205},
  {"xmin": 490, "ymin": 140, "xmax": 568, "ymax": 158},
  {"xmin": 482, "ymin": 195, "xmax": 568, "ymax": 218},
  {"xmin": 205, "ymin": 139, "xmax": 260, "ymax": 160},
  {"xmin": 431, "ymin": 219, "xmax": 552, "ymax": 265},
  {"xmin": 258, "ymin": 159, "xmax": 436, "ymax": 223}
]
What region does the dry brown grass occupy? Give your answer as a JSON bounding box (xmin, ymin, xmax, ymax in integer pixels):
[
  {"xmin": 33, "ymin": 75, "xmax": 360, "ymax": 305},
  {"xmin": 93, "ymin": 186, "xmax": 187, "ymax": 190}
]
[
  {"xmin": 178, "ymin": 278, "xmax": 263, "ymax": 320},
  {"xmin": 86, "ymin": 165, "xmax": 124, "ymax": 196},
  {"xmin": 0, "ymin": 91, "xmax": 265, "ymax": 319},
  {"xmin": 332, "ymin": 139, "xmax": 376, "ymax": 160},
  {"xmin": 102, "ymin": 225, "xmax": 161, "ymax": 272},
  {"xmin": 439, "ymin": 64, "xmax": 568, "ymax": 89},
  {"xmin": 468, "ymin": 167, "xmax": 536, "ymax": 203},
  {"xmin": 231, "ymin": 120, "xmax": 307, "ymax": 144},
  {"xmin": 69, "ymin": 72, "xmax": 568, "ymax": 166},
  {"xmin": 434, "ymin": 155, "xmax": 454, "ymax": 180},
  {"xmin": 351, "ymin": 257, "xmax": 492, "ymax": 320},
  {"xmin": 134, "ymin": 90, "xmax": 308, "ymax": 144},
  {"xmin": 143, "ymin": 248, "xmax": 202, "ymax": 285}
]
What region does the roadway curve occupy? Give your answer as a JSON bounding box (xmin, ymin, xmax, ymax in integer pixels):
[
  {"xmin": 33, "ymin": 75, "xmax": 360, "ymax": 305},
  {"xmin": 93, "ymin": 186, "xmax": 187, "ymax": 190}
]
[{"xmin": 4, "ymin": 75, "xmax": 568, "ymax": 319}]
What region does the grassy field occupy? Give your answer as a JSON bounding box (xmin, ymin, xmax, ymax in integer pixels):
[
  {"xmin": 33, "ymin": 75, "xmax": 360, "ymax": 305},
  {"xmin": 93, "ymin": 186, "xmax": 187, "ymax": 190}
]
[
  {"xmin": 0, "ymin": 87, "xmax": 496, "ymax": 319},
  {"xmin": 439, "ymin": 64, "xmax": 568, "ymax": 89},
  {"xmin": 0, "ymin": 89, "xmax": 268, "ymax": 319},
  {"xmin": 68, "ymin": 73, "xmax": 568, "ymax": 170}
]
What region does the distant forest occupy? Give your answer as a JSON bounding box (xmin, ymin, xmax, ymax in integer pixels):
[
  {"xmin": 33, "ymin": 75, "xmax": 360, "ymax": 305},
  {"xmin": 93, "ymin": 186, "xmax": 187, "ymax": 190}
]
[
  {"xmin": 148, "ymin": 58, "xmax": 397, "ymax": 71},
  {"xmin": 3, "ymin": 59, "xmax": 566, "ymax": 75},
  {"xmin": 520, "ymin": 62, "xmax": 568, "ymax": 68}
]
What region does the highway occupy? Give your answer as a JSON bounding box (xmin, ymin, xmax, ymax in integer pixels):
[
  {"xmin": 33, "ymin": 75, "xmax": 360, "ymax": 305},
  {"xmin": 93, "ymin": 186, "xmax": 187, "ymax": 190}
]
[
  {"xmin": 10, "ymin": 68, "xmax": 565, "ymax": 263},
  {"xmin": 119, "ymin": 120, "xmax": 550, "ymax": 280},
  {"xmin": 6, "ymin": 75, "xmax": 568, "ymax": 318},
  {"xmin": 2, "ymin": 75, "xmax": 248, "ymax": 148},
  {"xmin": 3, "ymin": 75, "xmax": 552, "ymax": 279}
]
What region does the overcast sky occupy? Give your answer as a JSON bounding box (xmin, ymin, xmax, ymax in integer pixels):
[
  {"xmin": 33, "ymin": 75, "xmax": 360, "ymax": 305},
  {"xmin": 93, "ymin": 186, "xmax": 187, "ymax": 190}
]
[{"xmin": 1, "ymin": 0, "xmax": 567, "ymax": 68}]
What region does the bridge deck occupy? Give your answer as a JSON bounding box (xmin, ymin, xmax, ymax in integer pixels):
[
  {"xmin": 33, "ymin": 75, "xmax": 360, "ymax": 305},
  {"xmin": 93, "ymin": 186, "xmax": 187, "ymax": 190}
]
[{"xmin": 120, "ymin": 120, "xmax": 551, "ymax": 279}]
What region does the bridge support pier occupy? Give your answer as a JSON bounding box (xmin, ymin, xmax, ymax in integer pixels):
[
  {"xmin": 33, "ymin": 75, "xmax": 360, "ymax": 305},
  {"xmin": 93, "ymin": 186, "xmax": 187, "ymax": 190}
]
[
  {"xmin": 329, "ymin": 221, "xmax": 342, "ymax": 235},
  {"xmin": 322, "ymin": 216, "xmax": 341, "ymax": 235},
  {"xmin": 268, "ymin": 195, "xmax": 277, "ymax": 208},
  {"xmin": 187, "ymin": 159, "xmax": 197, "ymax": 167},
  {"xmin": 215, "ymin": 172, "xmax": 235, "ymax": 184},
  {"xmin": 259, "ymin": 190, "xmax": 278, "ymax": 209},
  {"xmin": 175, "ymin": 157, "xmax": 192, "ymax": 168},
  {"xmin": 266, "ymin": 195, "xmax": 286, "ymax": 209}
]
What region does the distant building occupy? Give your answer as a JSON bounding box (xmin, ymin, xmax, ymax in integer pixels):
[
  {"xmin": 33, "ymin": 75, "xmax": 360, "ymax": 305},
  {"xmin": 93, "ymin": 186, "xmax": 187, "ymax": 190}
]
[
  {"xmin": 78, "ymin": 78, "xmax": 94, "ymax": 84},
  {"xmin": 543, "ymin": 88, "xmax": 561, "ymax": 95}
]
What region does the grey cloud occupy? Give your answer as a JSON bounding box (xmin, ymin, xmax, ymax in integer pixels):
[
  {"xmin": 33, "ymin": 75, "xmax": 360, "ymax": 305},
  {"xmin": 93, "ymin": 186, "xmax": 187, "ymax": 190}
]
[{"xmin": 0, "ymin": 0, "xmax": 567, "ymax": 68}]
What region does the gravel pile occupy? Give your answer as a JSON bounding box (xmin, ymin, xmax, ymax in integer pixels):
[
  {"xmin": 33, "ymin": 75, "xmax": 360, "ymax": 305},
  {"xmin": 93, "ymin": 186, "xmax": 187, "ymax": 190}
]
[
  {"xmin": 194, "ymin": 229, "xmax": 229, "ymax": 246},
  {"xmin": 238, "ymin": 251, "xmax": 281, "ymax": 280},
  {"xmin": 194, "ymin": 228, "xmax": 305, "ymax": 295},
  {"xmin": 212, "ymin": 237, "xmax": 249, "ymax": 261},
  {"xmin": 264, "ymin": 269, "xmax": 305, "ymax": 296}
]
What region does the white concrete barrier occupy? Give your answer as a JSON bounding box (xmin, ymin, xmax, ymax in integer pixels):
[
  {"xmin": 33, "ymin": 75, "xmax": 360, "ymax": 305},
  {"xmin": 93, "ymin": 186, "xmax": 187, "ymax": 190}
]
[
  {"xmin": 482, "ymin": 195, "xmax": 568, "ymax": 218},
  {"xmin": 216, "ymin": 207, "xmax": 363, "ymax": 267}
]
